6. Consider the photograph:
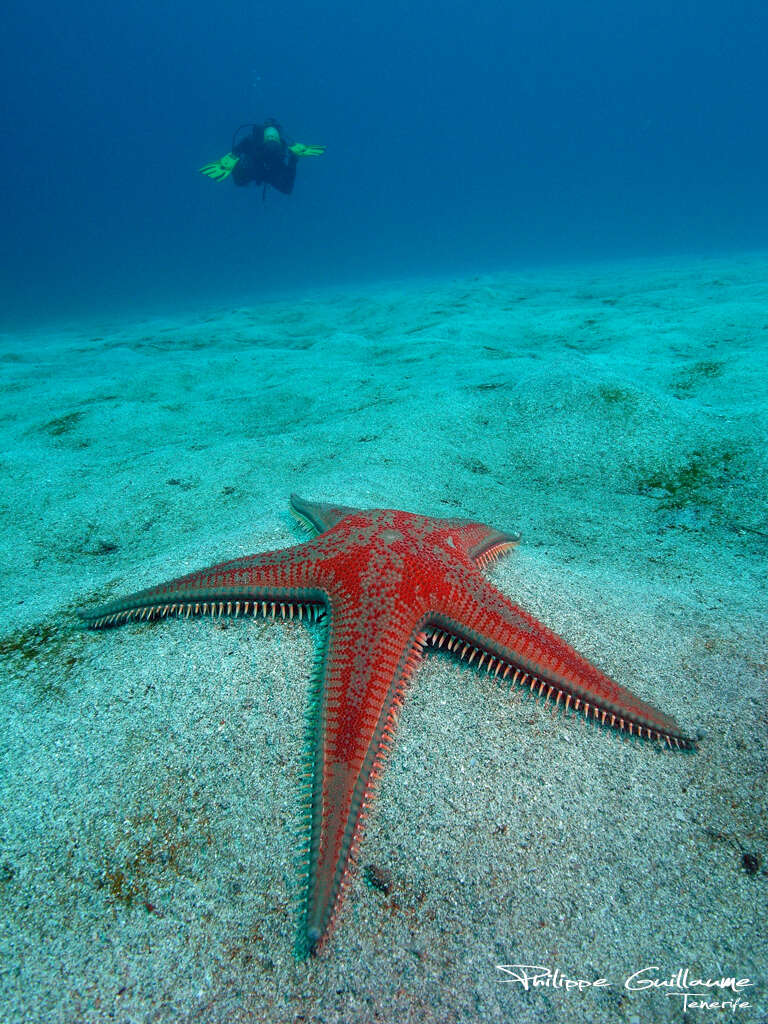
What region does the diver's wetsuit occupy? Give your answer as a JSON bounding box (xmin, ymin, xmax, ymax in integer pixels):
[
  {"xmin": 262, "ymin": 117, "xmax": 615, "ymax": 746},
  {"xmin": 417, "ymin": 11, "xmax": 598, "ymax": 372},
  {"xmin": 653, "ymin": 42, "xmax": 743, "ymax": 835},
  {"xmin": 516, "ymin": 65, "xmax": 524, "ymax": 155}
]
[{"xmin": 232, "ymin": 127, "xmax": 298, "ymax": 194}]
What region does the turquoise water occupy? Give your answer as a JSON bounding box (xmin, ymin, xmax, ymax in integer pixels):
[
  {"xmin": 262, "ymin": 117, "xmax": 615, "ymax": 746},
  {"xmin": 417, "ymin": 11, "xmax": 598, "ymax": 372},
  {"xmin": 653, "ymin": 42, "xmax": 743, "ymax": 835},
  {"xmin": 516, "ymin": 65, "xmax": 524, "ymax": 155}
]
[
  {"xmin": 1, "ymin": 255, "xmax": 766, "ymax": 1022},
  {"xmin": 3, "ymin": 2, "xmax": 768, "ymax": 326},
  {"xmin": 2, "ymin": 0, "xmax": 767, "ymax": 1018}
]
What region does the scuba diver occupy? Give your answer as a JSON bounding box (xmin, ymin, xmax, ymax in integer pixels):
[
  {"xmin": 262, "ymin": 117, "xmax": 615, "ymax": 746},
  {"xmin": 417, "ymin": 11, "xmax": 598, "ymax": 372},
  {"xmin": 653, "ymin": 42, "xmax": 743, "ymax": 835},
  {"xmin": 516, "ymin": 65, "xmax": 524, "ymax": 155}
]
[{"xmin": 199, "ymin": 118, "xmax": 325, "ymax": 196}]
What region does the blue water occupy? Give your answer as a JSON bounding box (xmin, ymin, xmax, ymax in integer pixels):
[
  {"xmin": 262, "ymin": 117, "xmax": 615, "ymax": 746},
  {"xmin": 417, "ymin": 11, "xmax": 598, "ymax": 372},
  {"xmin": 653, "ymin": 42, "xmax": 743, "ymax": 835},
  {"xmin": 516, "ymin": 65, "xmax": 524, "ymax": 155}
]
[{"xmin": 2, "ymin": 0, "xmax": 767, "ymax": 326}]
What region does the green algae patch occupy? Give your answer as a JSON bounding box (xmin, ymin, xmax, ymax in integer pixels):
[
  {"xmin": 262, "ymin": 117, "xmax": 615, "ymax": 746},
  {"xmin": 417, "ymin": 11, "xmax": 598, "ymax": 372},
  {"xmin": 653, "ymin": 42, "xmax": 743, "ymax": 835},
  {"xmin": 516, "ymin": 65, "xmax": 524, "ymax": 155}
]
[
  {"xmin": 596, "ymin": 384, "xmax": 638, "ymax": 408},
  {"xmin": 0, "ymin": 606, "xmax": 92, "ymax": 702},
  {"xmin": 635, "ymin": 445, "xmax": 743, "ymax": 512},
  {"xmin": 96, "ymin": 796, "xmax": 214, "ymax": 913},
  {"xmin": 40, "ymin": 410, "xmax": 84, "ymax": 436},
  {"xmin": 671, "ymin": 360, "xmax": 724, "ymax": 396}
]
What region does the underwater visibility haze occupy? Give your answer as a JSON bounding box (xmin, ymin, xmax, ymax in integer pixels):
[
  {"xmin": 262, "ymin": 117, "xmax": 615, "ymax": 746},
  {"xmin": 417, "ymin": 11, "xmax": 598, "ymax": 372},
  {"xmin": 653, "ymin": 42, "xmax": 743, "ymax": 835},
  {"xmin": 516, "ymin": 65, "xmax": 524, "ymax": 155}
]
[
  {"xmin": 1, "ymin": 0, "xmax": 768, "ymax": 324},
  {"xmin": 1, "ymin": 2, "xmax": 767, "ymax": 1023}
]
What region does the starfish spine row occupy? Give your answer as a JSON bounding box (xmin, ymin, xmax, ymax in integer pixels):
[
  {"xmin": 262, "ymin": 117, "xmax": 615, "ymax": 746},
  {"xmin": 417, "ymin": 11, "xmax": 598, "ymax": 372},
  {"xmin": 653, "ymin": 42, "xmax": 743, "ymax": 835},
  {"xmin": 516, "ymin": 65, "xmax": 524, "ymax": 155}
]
[
  {"xmin": 84, "ymin": 599, "xmax": 326, "ymax": 629},
  {"xmin": 426, "ymin": 628, "xmax": 692, "ymax": 750},
  {"xmin": 294, "ymin": 630, "xmax": 330, "ymax": 959},
  {"xmin": 474, "ymin": 539, "xmax": 518, "ymax": 569}
]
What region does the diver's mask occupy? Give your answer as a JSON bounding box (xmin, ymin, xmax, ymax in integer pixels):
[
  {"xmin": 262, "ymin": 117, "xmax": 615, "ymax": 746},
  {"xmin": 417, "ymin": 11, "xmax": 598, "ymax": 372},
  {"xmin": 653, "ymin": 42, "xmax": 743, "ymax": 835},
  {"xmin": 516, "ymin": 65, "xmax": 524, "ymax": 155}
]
[{"xmin": 263, "ymin": 125, "xmax": 281, "ymax": 150}]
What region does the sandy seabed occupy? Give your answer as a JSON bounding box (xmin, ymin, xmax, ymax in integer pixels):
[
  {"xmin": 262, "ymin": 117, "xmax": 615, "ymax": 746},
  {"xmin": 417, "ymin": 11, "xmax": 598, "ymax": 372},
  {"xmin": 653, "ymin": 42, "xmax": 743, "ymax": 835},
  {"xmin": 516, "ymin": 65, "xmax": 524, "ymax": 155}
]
[{"xmin": 0, "ymin": 253, "xmax": 766, "ymax": 1023}]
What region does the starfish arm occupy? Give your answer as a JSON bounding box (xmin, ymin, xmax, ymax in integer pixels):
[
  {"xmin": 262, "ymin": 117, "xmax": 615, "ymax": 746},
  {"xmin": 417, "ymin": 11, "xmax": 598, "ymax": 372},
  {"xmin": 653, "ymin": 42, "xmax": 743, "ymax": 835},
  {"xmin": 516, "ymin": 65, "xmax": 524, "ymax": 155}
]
[
  {"xmin": 290, "ymin": 494, "xmax": 363, "ymax": 536},
  {"xmin": 78, "ymin": 542, "xmax": 329, "ymax": 627},
  {"xmin": 452, "ymin": 521, "xmax": 521, "ymax": 569},
  {"xmin": 298, "ymin": 602, "xmax": 428, "ymax": 956},
  {"xmin": 290, "ymin": 498, "xmax": 521, "ymax": 569},
  {"xmin": 414, "ymin": 513, "xmax": 522, "ymax": 570},
  {"xmin": 430, "ymin": 576, "xmax": 693, "ymax": 748}
]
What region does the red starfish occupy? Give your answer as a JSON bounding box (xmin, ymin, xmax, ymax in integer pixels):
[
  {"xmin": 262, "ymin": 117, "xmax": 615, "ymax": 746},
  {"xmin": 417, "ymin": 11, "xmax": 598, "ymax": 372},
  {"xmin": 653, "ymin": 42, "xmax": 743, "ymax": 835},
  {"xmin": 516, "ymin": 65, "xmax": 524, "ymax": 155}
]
[{"xmin": 79, "ymin": 495, "xmax": 694, "ymax": 956}]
